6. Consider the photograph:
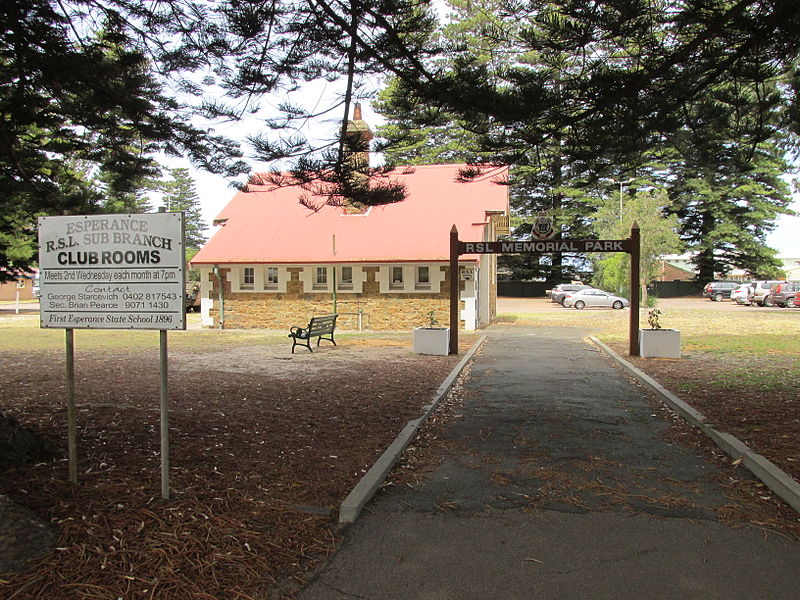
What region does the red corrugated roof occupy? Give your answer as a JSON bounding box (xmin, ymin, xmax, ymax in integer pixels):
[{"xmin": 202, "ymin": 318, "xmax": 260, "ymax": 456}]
[{"xmin": 192, "ymin": 164, "xmax": 509, "ymax": 265}]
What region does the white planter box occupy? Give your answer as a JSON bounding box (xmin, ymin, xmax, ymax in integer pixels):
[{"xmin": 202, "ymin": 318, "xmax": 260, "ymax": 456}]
[
  {"xmin": 639, "ymin": 329, "xmax": 681, "ymax": 359},
  {"xmin": 413, "ymin": 327, "xmax": 450, "ymax": 355}
]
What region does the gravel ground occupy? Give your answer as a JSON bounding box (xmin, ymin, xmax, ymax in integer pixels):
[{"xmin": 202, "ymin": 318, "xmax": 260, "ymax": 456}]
[{"xmin": 0, "ymin": 335, "xmax": 474, "ymax": 599}]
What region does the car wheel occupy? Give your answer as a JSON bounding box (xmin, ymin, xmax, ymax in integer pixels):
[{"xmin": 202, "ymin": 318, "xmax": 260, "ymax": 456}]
[
  {"xmin": 560, "ymin": 298, "xmax": 568, "ymax": 307},
  {"xmin": 612, "ymin": 300, "xmax": 623, "ymax": 310},
  {"xmin": 764, "ymin": 295, "xmax": 773, "ymax": 307},
  {"xmin": 713, "ymin": 292, "xmax": 723, "ymax": 302},
  {"xmin": 574, "ymin": 300, "xmax": 585, "ymax": 309}
]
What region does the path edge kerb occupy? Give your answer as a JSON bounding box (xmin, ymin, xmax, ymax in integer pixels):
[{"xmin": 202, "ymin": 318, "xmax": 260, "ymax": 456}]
[
  {"xmin": 338, "ymin": 336, "xmax": 487, "ymax": 524},
  {"xmin": 589, "ymin": 336, "xmax": 800, "ymax": 514}
]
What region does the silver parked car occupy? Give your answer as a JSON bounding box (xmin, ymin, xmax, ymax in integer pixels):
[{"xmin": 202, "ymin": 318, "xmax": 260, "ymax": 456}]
[
  {"xmin": 562, "ymin": 288, "xmax": 629, "ymax": 309},
  {"xmin": 549, "ymin": 283, "xmax": 593, "ymax": 305},
  {"xmin": 752, "ymin": 280, "xmax": 782, "ymax": 306}
]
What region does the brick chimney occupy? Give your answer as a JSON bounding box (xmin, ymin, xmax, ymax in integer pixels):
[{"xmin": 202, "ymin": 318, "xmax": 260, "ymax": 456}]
[{"xmin": 345, "ymin": 103, "xmax": 373, "ymax": 169}]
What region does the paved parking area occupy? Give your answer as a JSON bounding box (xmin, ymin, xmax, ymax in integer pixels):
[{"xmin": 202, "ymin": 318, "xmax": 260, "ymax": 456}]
[{"xmin": 498, "ymin": 296, "xmax": 789, "ymax": 312}]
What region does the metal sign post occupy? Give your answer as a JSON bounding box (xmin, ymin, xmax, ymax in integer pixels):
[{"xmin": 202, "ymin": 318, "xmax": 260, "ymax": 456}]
[
  {"xmin": 160, "ymin": 329, "xmax": 170, "ymax": 499},
  {"xmin": 66, "ymin": 328, "xmax": 77, "ymax": 484}
]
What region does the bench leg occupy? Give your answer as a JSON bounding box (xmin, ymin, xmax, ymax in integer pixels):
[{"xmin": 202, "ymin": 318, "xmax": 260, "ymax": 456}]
[
  {"xmin": 291, "ymin": 338, "xmax": 313, "ymax": 353},
  {"xmin": 317, "ymin": 334, "xmax": 336, "ymax": 347}
]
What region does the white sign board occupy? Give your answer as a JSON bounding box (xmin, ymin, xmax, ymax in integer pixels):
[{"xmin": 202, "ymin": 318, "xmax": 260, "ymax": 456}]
[{"xmin": 38, "ymin": 213, "xmax": 186, "ymax": 330}]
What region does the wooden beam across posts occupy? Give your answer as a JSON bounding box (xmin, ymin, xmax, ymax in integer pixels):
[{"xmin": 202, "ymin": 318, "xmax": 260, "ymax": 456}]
[
  {"xmin": 629, "ymin": 222, "xmax": 641, "ymax": 357},
  {"xmin": 449, "ymin": 225, "xmax": 459, "ymax": 355}
]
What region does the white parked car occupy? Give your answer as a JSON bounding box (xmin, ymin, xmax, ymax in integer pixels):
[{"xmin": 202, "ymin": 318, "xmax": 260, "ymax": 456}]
[
  {"xmin": 732, "ymin": 282, "xmax": 754, "ymax": 305},
  {"xmin": 562, "ymin": 288, "xmax": 629, "ymax": 310}
]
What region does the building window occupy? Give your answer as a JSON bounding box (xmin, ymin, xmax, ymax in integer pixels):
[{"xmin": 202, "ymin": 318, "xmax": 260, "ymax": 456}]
[
  {"xmin": 241, "ymin": 267, "xmax": 254, "ymax": 289},
  {"xmin": 416, "ymin": 266, "xmax": 431, "ymax": 290},
  {"xmin": 264, "ymin": 267, "xmax": 279, "ymax": 290},
  {"xmin": 338, "ymin": 266, "xmax": 353, "ymax": 290},
  {"xmin": 314, "ymin": 266, "xmax": 328, "ymax": 290},
  {"xmin": 390, "ymin": 266, "xmax": 404, "ymax": 290}
]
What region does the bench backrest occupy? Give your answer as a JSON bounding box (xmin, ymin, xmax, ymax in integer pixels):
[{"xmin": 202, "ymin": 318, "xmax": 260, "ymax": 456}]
[{"xmin": 307, "ymin": 314, "xmax": 337, "ymax": 336}]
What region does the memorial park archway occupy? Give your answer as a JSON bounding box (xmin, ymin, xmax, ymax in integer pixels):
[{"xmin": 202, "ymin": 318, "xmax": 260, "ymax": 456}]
[{"xmin": 449, "ymin": 223, "xmax": 642, "ymax": 356}]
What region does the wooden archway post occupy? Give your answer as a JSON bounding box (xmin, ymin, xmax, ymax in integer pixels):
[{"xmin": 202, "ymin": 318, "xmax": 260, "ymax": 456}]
[
  {"xmin": 449, "ymin": 225, "xmax": 460, "ymax": 355},
  {"xmin": 629, "ymin": 221, "xmax": 641, "ymax": 356}
]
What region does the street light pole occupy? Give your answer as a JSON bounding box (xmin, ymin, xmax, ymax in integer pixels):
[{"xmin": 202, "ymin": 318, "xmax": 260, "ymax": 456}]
[{"xmin": 607, "ymin": 177, "xmax": 635, "ymax": 222}]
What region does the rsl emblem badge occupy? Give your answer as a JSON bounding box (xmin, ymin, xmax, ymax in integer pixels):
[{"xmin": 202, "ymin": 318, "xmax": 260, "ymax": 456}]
[{"xmin": 531, "ymin": 211, "xmax": 555, "ymax": 240}]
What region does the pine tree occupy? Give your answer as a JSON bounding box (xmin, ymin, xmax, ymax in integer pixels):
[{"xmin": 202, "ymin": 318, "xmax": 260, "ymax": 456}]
[
  {"xmin": 3, "ymin": 0, "xmax": 800, "ymax": 281},
  {"xmin": 664, "ymin": 79, "xmax": 793, "ymax": 280},
  {"xmin": 159, "ymin": 168, "xmax": 207, "ymax": 250},
  {"xmin": 375, "ymin": 0, "xmax": 598, "ymax": 282},
  {"xmin": 0, "ymin": 2, "xmax": 246, "ymax": 280},
  {"xmin": 376, "ymin": 0, "xmax": 798, "ymax": 280},
  {"xmin": 97, "ymin": 168, "xmax": 157, "ymax": 214}
]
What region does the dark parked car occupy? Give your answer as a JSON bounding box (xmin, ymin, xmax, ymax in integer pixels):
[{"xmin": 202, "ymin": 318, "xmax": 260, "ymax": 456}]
[
  {"xmin": 768, "ymin": 281, "xmax": 800, "ymax": 307},
  {"xmin": 550, "ymin": 284, "xmax": 593, "ymax": 305},
  {"xmin": 702, "ymin": 281, "xmax": 738, "ymax": 301}
]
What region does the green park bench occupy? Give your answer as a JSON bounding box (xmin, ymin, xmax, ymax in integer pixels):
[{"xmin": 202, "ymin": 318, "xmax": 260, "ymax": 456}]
[{"xmin": 288, "ymin": 314, "xmax": 338, "ymax": 353}]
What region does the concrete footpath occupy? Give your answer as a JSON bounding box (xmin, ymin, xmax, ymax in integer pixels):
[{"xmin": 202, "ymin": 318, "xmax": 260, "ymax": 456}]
[{"xmin": 298, "ymin": 326, "xmax": 800, "ymax": 600}]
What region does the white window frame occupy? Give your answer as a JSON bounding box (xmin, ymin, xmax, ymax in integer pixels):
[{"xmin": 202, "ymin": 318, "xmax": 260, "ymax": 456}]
[
  {"xmin": 390, "ymin": 265, "xmax": 404, "ymax": 290},
  {"xmin": 241, "ymin": 266, "xmax": 255, "ymax": 290},
  {"xmin": 378, "ymin": 264, "xmax": 445, "ymax": 294},
  {"xmin": 313, "ymin": 266, "xmax": 328, "ymax": 290},
  {"xmin": 415, "ymin": 266, "xmax": 431, "ymax": 290},
  {"xmin": 264, "ymin": 266, "xmax": 279, "ymax": 290},
  {"xmin": 338, "ymin": 266, "xmax": 353, "ymax": 290}
]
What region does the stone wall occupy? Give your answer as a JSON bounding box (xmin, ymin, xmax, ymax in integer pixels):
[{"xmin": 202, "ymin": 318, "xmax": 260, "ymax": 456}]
[{"xmin": 207, "ymin": 265, "xmax": 465, "ymax": 330}]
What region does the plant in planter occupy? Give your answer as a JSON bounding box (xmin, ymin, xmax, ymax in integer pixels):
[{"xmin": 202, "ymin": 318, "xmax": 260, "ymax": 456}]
[
  {"xmin": 413, "ymin": 311, "xmax": 450, "ymax": 355},
  {"xmin": 425, "ymin": 310, "xmax": 440, "ymax": 327},
  {"xmin": 639, "ymin": 308, "xmax": 681, "ymax": 358}
]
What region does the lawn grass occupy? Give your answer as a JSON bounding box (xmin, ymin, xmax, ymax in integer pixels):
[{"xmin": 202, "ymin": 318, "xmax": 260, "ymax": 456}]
[
  {"xmin": 496, "ymin": 306, "xmax": 799, "ymax": 353},
  {"xmin": 0, "ymin": 315, "xmax": 287, "ymax": 352},
  {"xmin": 3, "ymin": 306, "xmax": 797, "ymax": 385},
  {"xmin": 496, "ymin": 305, "xmax": 800, "ymax": 390},
  {"xmin": 0, "ymin": 315, "xmax": 416, "ymax": 352}
]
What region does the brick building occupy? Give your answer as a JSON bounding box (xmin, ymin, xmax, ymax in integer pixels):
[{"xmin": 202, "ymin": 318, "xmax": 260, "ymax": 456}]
[
  {"xmin": 655, "ymin": 259, "xmax": 695, "ymax": 281},
  {"xmin": 191, "ymin": 163, "xmax": 509, "ymax": 331},
  {"xmin": 0, "ymin": 269, "xmax": 37, "ymax": 301}
]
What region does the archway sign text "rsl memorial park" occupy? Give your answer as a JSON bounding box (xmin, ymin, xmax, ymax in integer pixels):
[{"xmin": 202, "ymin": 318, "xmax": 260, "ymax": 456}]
[
  {"xmin": 448, "ymin": 223, "xmax": 642, "ymax": 357},
  {"xmin": 38, "ymin": 212, "xmax": 186, "ymax": 499},
  {"xmin": 463, "ymin": 239, "xmax": 630, "ymax": 254}
]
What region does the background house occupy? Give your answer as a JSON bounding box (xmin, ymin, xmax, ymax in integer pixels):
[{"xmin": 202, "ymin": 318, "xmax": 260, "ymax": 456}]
[
  {"xmin": 0, "ymin": 268, "xmax": 37, "ymax": 301},
  {"xmin": 780, "ymin": 257, "xmax": 800, "ymax": 280},
  {"xmin": 191, "ymin": 163, "xmax": 509, "ymax": 331}
]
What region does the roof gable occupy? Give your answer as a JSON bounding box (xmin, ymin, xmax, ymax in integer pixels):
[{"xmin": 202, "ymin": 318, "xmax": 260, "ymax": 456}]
[{"xmin": 192, "ymin": 164, "xmax": 509, "ymax": 265}]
